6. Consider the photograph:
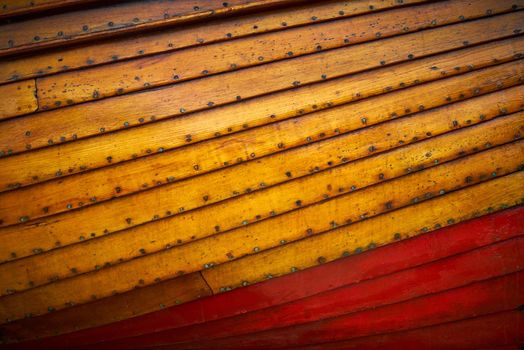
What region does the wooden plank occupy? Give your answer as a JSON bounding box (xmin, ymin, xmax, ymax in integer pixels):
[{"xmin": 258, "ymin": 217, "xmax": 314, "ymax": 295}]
[
  {"xmin": 0, "ymin": 272, "xmax": 212, "ymax": 345},
  {"xmin": 0, "ymin": 59, "xmax": 520, "ymax": 228},
  {"xmin": 35, "ymin": 1, "xmax": 519, "ymax": 109},
  {"xmin": 0, "ymin": 0, "xmax": 304, "ymax": 57},
  {"xmin": 0, "ymin": 87, "xmax": 520, "ymax": 265},
  {"xmin": 201, "ymin": 171, "xmax": 524, "ymax": 293},
  {"xmin": 1, "ymin": 37, "xmax": 522, "ymax": 192},
  {"xmin": 0, "ymin": 80, "xmax": 37, "ymax": 120},
  {"xmin": 6, "ymin": 206, "xmax": 522, "ymax": 346},
  {"xmin": 0, "ymin": 133, "xmax": 521, "ymax": 322},
  {"xmin": 84, "ymin": 237, "xmax": 524, "ymax": 349},
  {"xmin": 299, "ymin": 310, "xmax": 523, "ymax": 350},
  {"xmin": 2, "ymin": 111, "xmax": 522, "ymax": 294},
  {"xmin": 0, "ymin": 0, "xmax": 98, "ymax": 19},
  {"xmin": 178, "ymin": 273, "xmax": 524, "ymax": 350},
  {"xmin": 0, "ymin": 0, "xmax": 430, "ymax": 84}
]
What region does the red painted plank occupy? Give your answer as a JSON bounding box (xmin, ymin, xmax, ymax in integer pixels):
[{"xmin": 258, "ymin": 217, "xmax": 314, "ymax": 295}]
[
  {"xmin": 176, "ymin": 271, "xmax": 524, "ymax": 349},
  {"xmin": 91, "ymin": 235, "xmax": 524, "ymax": 349},
  {"xmin": 292, "ymin": 310, "xmax": 524, "ymax": 350},
  {"xmin": 14, "ymin": 206, "xmax": 524, "ymax": 350}
]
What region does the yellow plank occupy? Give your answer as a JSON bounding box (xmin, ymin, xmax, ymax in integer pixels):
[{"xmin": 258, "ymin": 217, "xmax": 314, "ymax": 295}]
[
  {"xmin": 0, "ymin": 272, "xmax": 211, "ymax": 342},
  {"xmin": 202, "ymin": 170, "xmax": 524, "ymax": 292},
  {"xmin": 0, "ymin": 108, "xmax": 521, "ymax": 296},
  {"xmin": 1, "ymin": 36, "xmax": 523, "ymax": 190},
  {"xmin": 0, "ymin": 60, "xmax": 520, "ymax": 227},
  {"xmin": 0, "ymin": 86, "xmax": 521, "ymax": 268},
  {"xmin": 0, "ymin": 134, "xmax": 521, "ymax": 322},
  {"xmin": 0, "ymin": 80, "xmax": 37, "ymax": 121},
  {"xmin": 35, "ymin": 0, "xmax": 514, "ymax": 109}
]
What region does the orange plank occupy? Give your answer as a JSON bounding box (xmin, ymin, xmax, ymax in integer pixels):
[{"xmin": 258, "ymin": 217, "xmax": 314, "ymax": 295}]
[
  {"xmin": 0, "ymin": 0, "xmax": 303, "ymax": 57},
  {"xmin": 35, "ymin": 0, "xmax": 515, "ymax": 109},
  {"xmin": 0, "ymin": 59, "xmax": 519, "ymax": 228},
  {"xmin": 0, "ymin": 85, "xmax": 520, "ymax": 265},
  {"xmin": 0, "ymin": 80, "xmax": 37, "ymax": 121},
  {"xmin": 0, "ymin": 0, "xmax": 98, "ymax": 19},
  {"xmin": 1, "ymin": 35, "xmax": 522, "ymax": 191},
  {"xmin": 0, "ymin": 0, "xmax": 429, "ymax": 84}
]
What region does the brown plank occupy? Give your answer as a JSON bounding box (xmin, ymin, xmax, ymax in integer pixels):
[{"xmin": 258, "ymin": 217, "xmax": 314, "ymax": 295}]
[
  {"xmin": 202, "ymin": 170, "xmax": 524, "ymax": 293},
  {"xmin": 0, "ymin": 272, "xmax": 211, "ymax": 342},
  {"xmin": 0, "ymin": 79, "xmax": 37, "ymax": 121},
  {"xmin": 0, "ymin": 0, "xmax": 98, "ymax": 19},
  {"xmin": 0, "ymin": 0, "xmax": 304, "ymax": 57},
  {"xmin": 0, "ymin": 103, "xmax": 521, "ymax": 296},
  {"xmin": 0, "ymin": 59, "xmax": 520, "ymax": 229},
  {"xmin": 1, "ymin": 29, "xmax": 522, "ymax": 192},
  {"xmin": 35, "ymin": 0, "xmax": 517, "ymax": 109},
  {"xmin": 0, "ymin": 0, "xmax": 430, "ymax": 84},
  {"xmin": 0, "ymin": 127, "xmax": 521, "ymax": 322}
]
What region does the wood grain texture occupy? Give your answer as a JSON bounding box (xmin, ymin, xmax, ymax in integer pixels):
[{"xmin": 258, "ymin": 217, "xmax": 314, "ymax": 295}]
[
  {"xmin": 35, "ymin": 1, "xmax": 520, "ymax": 109},
  {"xmin": 1, "ymin": 102, "xmax": 521, "ymax": 294},
  {"xmin": 6, "ymin": 207, "xmax": 521, "ymax": 346},
  {"xmin": 202, "ymin": 170, "xmax": 524, "ymax": 292},
  {"xmin": 0, "ymin": 86, "xmax": 521, "ymax": 267},
  {"xmin": 0, "ymin": 0, "xmax": 304, "ymax": 56},
  {"xmin": 0, "ymin": 59, "xmax": 520, "ymax": 229},
  {"xmin": 1, "ymin": 35, "xmax": 523, "ymax": 193},
  {"xmin": 0, "ymin": 80, "xmax": 37, "ymax": 121},
  {"xmin": 0, "ymin": 0, "xmax": 429, "ymax": 84},
  {"xmin": 0, "ymin": 125, "xmax": 521, "ymax": 322}
]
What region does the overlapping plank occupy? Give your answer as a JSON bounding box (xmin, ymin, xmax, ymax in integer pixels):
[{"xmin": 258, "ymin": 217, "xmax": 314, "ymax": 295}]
[
  {"xmin": 299, "ymin": 310, "xmax": 523, "ymax": 350},
  {"xmin": 2, "ymin": 106, "xmax": 522, "ymax": 294},
  {"xmin": 4, "ymin": 207, "xmax": 521, "ymax": 346},
  {"xmin": 0, "ymin": 86, "xmax": 521, "ymax": 267},
  {"xmin": 0, "ymin": 59, "xmax": 521, "ymax": 228},
  {"xmin": 0, "ymin": 80, "xmax": 37, "ymax": 120},
  {"xmin": 0, "ymin": 127, "xmax": 521, "ymax": 322},
  {"xmin": 0, "ymin": 0, "xmax": 429, "ymax": 84},
  {"xmin": 89, "ymin": 237, "xmax": 524, "ymax": 349},
  {"xmin": 202, "ymin": 171, "xmax": 524, "ymax": 293},
  {"xmin": 1, "ymin": 36, "xmax": 523, "ymax": 193},
  {"xmin": 35, "ymin": 1, "xmax": 521, "ymax": 109},
  {"xmin": 0, "ymin": 0, "xmax": 303, "ymax": 57}
]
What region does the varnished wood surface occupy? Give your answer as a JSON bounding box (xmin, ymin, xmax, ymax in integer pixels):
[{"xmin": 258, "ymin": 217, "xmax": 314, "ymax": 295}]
[{"xmin": 0, "ymin": 0, "xmax": 523, "ymax": 343}]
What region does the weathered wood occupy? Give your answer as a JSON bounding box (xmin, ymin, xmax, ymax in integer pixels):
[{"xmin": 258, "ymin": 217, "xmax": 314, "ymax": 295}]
[
  {"xmin": 35, "ymin": 1, "xmax": 519, "ymax": 109},
  {"xmin": 0, "ymin": 0, "xmax": 304, "ymax": 57},
  {"xmin": 1, "ymin": 36, "xmax": 522, "ymax": 192},
  {"xmin": 0, "ymin": 0, "xmax": 430, "ymax": 84},
  {"xmin": 0, "ymin": 87, "xmax": 520, "ymax": 266},
  {"xmin": 6, "ymin": 207, "xmax": 521, "ymax": 345},
  {"xmin": 0, "ymin": 0, "xmax": 98, "ymax": 19},
  {"xmin": 0, "ymin": 272, "xmax": 211, "ymax": 344},
  {"xmin": 0, "ymin": 128, "xmax": 521, "ymax": 321},
  {"xmin": 0, "ymin": 79, "xmax": 37, "ymax": 120},
  {"xmin": 0, "ymin": 59, "xmax": 520, "ymax": 228}
]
